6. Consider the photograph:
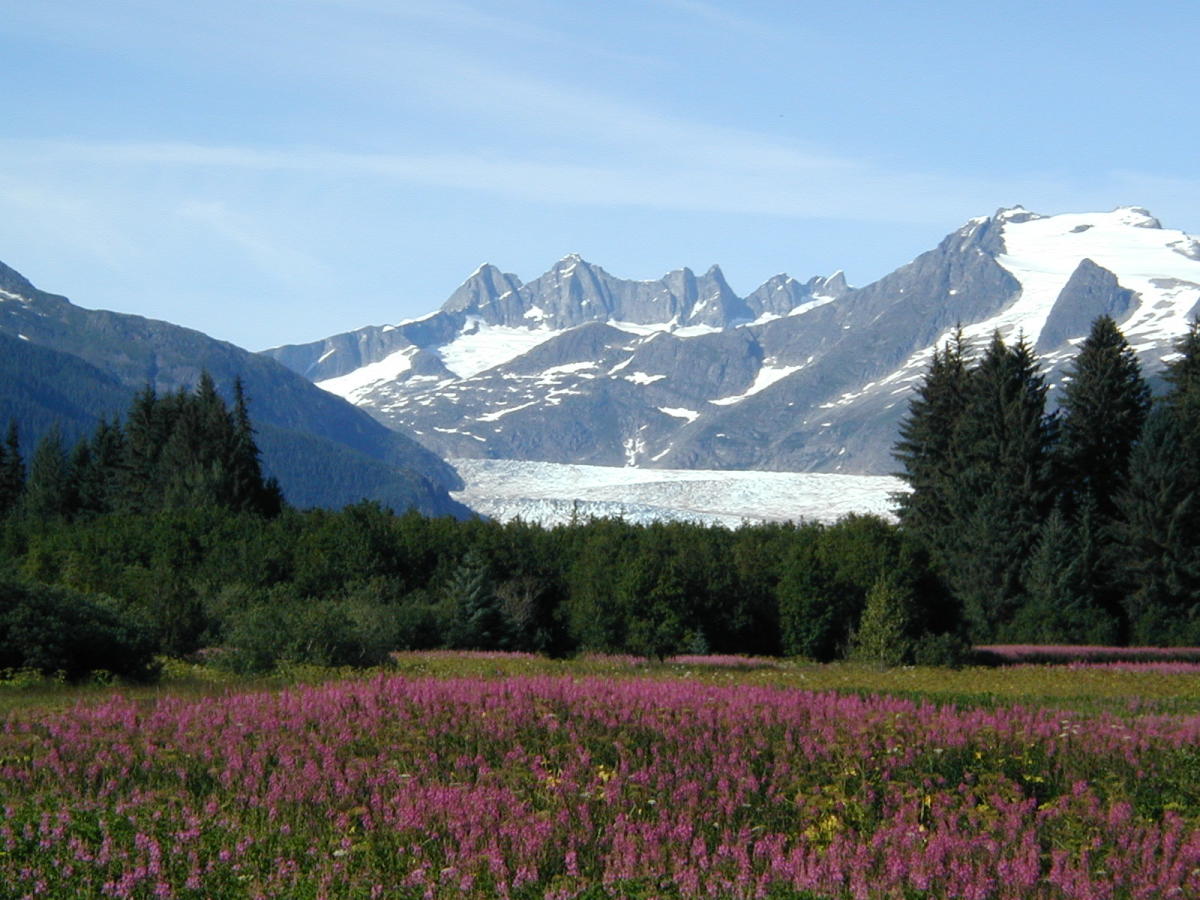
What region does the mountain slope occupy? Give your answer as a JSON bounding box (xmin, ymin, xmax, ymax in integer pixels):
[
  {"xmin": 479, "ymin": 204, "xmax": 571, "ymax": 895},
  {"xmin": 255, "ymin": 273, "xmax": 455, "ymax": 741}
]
[
  {"xmin": 0, "ymin": 262, "xmax": 469, "ymax": 516},
  {"xmin": 264, "ymin": 207, "xmax": 1200, "ymax": 475}
]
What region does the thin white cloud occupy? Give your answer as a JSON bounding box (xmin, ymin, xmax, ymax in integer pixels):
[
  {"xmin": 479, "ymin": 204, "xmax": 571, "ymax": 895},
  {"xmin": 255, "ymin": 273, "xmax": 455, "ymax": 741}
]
[
  {"xmin": 0, "ymin": 136, "xmax": 998, "ymax": 224},
  {"xmin": 177, "ymin": 200, "xmax": 330, "ymax": 286},
  {"xmin": 651, "ymin": 0, "xmax": 779, "ymax": 40},
  {"xmin": 0, "ymin": 174, "xmax": 147, "ymax": 271}
]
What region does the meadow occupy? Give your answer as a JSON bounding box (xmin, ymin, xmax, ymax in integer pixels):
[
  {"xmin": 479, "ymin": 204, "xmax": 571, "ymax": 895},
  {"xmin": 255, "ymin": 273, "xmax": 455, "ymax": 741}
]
[{"xmin": 2, "ymin": 653, "xmax": 1199, "ymax": 899}]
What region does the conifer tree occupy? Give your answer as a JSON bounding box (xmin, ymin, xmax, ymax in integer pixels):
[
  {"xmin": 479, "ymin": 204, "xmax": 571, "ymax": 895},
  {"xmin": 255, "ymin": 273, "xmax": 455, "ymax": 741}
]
[
  {"xmin": 893, "ymin": 328, "xmax": 971, "ymax": 569},
  {"xmin": 1112, "ymin": 405, "xmax": 1200, "ymax": 644},
  {"xmin": 82, "ymin": 419, "xmax": 126, "ymax": 516},
  {"xmin": 443, "ymin": 548, "xmax": 506, "ymax": 649},
  {"xmin": 24, "ymin": 425, "xmax": 72, "ymax": 521},
  {"xmin": 121, "ymin": 385, "xmax": 165, "ymax": 513},
  {"xmin": 1019, "ymin": 499, "xmax": 1117, "ymax": 643},
  {"xmin": 230, "ymin": 378, "xmax": 281, "ymax": 515},
  {"xmin": 1055, "ymin": 315, "xmax": 1151, "ymax": 521},
  {"xmin": 850, "ymin": 574, "xmax": 914, "ymax": 668},
  {"xmin": 942, "ymin": 332, "xmax": 1056, "ymax": 640},
  {"xmin": 0, "ymin": 421, "xmax": 24, "ymax": 517}
]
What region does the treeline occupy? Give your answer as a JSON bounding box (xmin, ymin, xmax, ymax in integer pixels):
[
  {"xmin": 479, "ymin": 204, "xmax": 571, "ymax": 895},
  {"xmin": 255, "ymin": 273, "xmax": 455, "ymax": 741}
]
[
  {"xmin": 3, "ymin": 317, "xmax": 1199, "ymax": 682},
  {"xmin": 895, "ymin": 315, "xmax": 1200, "ymax": 646},
  {"xmin": 0, "ymin": 373, "xmax": 281, "ymax": 522},
  {"xmin": 0, "ymin": 500, "xmax": 960, "ymax": 677}
]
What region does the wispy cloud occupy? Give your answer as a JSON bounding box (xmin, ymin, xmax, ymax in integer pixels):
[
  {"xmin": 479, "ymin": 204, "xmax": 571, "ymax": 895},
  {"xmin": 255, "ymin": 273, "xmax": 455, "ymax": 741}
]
[
  {"xmin": 650, "ymin": 0, "xmax": 779, "ymax": 40},
  {"xmin": 177, "ymin": 200, "xmax": 330, "ymax": 286},
  {"xmin": 0, "ymin": 136, "xmax": 1011, "ymax": 225}
]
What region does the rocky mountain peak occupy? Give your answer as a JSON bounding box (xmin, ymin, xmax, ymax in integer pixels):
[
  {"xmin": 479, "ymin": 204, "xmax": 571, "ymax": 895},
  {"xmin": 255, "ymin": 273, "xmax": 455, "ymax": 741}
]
[{"xmin": 994, "ymin": 205, "xmax": 1042, "ymax": 225}]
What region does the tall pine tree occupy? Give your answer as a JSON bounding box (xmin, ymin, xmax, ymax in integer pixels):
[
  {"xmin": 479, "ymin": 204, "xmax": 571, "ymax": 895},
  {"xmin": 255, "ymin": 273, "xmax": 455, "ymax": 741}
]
[
  {"xmin": 24, "ymin": 425, "xmax": 73, "ymax": 521},
  {"xmin": 1112, "ymin": 405, "xmax": 1200, "ymax": 643},
  {"xmin": 942, "ymin": 332, "xmax": 1057, "ymax": 641},
  {"xmin": 1055, "ymin": 315, "xmax": 1151, "ymax": 521},
  {"xmin": 893, "ymin": 328, "xmax": 971, "ymax": 570},
  {"xmin": 0, "ymin": 421, "xmax": 24, "ymax": 517}
]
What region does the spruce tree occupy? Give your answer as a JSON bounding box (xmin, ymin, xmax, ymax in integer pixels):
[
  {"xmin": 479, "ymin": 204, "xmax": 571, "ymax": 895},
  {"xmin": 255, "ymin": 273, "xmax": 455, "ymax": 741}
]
[
  {"xmin": 1019, "ymin": 499, "xmax": 1117, "ymax": 643},
  {"xmin": 850, "ymin": 574, "xmax": 914, "ymax": 668},
  {"xmin": 1112, "ymin": 405, "xmax": 1200, "ymax": 644},
  {"xmin": 943, "ymin": 332, "xmax": 1056, "ymax": 640},
  {"xmin": 1055, "ymin": 315, "xmax": 1151, "ymax": 521},
  {"xmin": 24, "ymin": 426, "xmax": 73, "ymax": 521},
  {"xmin": 0, "ymin": 421, "xmax": 24, "ymax": 517},
  {"xmin": 121, "ymin": 385, "xmax": 166, "ymax": 513},
  {"xmin": 230, "ymin": 378, "xmax": 280, "ymax": 515},
  {"xmin": 443, "ymin": 548, "xmax": 506, "ymax": 649},
  {"xmin": 893, "ymin": 328, "xmax": 971, "ymax": 569}
]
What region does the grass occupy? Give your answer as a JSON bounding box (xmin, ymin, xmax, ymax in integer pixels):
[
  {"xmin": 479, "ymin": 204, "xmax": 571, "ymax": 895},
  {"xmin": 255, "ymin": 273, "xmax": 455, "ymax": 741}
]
[
  {"xmin": 3, "ymin": 652, "xmax": 1199, "ymax": 898},
  {"xmin": 5, "ymin": 650, "xmax": 1200, "ymax": 718}
]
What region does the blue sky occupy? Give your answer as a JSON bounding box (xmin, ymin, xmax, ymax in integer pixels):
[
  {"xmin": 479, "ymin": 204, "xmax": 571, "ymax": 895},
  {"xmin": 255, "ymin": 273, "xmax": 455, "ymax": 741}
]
[{"xmin": 2, "ymin": 0, "xmax": 1197, "ymax": 350}]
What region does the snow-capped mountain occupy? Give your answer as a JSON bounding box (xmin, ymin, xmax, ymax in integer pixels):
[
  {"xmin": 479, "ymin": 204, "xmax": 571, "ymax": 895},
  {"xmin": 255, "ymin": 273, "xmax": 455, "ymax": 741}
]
[{"xmin": 263, "ymin": 207, "xmax": 1200, "ymax": 474}]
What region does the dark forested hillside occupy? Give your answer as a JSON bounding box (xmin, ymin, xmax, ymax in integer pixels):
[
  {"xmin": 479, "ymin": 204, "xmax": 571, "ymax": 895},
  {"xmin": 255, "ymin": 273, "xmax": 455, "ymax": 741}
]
[{"xmin": 0, "ymin": 260, "xmax": 467, "ymax": 516}]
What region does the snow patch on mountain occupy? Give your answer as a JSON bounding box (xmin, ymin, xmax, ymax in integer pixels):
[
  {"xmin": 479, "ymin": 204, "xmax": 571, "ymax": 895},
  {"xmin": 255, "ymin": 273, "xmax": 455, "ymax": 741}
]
[
  {"xmin": 318, "ymin": 346, "xmax": 418, "ymax": 401},
  {"xmin": 711, "ymin": 363, "xmax": 805, "ymax": 406},
  {"xmin": 992, "ymin": 207, "xmax": 1200, "ymax": 347},
  {"xmin": 450, "ymin": 458, "xmax": 903, "ymax": 527},
  {"xmin": 438, "ymin": 319, "xmax": 559, "ymax": 377}
]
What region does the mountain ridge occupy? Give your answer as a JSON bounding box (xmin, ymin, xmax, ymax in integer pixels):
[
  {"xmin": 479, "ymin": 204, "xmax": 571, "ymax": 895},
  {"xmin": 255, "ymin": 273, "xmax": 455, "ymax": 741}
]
[
  {"xmin": 0, "ymin": 267, "xmax": 471, "ymax": 516},
  {"xmin": 262, "ymin": 205, "xmax": 1200, "ymax": 474}
]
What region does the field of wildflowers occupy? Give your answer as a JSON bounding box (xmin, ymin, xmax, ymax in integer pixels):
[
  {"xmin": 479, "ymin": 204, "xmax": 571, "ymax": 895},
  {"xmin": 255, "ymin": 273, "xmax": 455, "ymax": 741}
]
[{"xmin": 3, "ymin": 655, "xmax": 1200, "ymax": 899}]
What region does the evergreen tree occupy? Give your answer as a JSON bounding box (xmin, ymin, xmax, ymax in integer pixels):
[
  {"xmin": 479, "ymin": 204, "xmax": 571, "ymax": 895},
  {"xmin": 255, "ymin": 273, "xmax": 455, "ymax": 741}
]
[
  {"xmin": 121, "ymin": 385, "xmax": 166, "ymax": 514},
  {"xmin": 78, "ymin": 419, "xmax": 126, "ymax": 517},
  {"xmin": 1163, "ymin": 318, "xmax": 1200, "ymax": 444},
  {"xmin": 230, "ymin": 378, "xmax": 282, "ymax": 515},
  {"xmin": 850, "ymin": 574, "xmax": 914, "ymax": 668},
  {"xmin": 943, "ymin": 333, "xmax": 1056, "ymax": 640},
  {"xmin": 893, "ymin": 328, "xmax": 971, "ymax": 568},
  {"xmin": 443, "ymin": 547, "xmax": 506, "ymax": 649},
  {"xmin": 1112, "ymin": 405, "xmax": 1200, "ymax": 644},
  {"xmin": 0, "ymin": 421, "xmax": 24, "ymax": 517},
  {"xmin": 1018, "ymin": 500, "xmax": 1118, "ymax": 643},
  {"xmin": 24, "ymin": 426, "xmax": 73, "ymax": 521},
  {"xmin": 1055, "ymin": 315, "xmax": 1151, "ymax": 521}
]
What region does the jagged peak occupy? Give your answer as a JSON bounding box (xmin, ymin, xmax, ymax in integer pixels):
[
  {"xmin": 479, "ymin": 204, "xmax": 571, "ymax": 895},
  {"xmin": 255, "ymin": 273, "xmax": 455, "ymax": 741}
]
[
  {"xmin": 993, "ymin": 205, "xmax": 1042, "ymax": 224},
  {"xmin": 1112, "ymin": 206, "xmax": 1161, "ymax": 228}
]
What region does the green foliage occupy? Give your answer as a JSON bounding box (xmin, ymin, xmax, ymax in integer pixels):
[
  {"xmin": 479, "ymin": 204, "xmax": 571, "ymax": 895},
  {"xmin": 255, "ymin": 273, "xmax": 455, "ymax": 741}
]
[
  {"xmin": 1017, "ymin": 501, "xmax": 1118, "ymax": 644},
  {"xmin": 1112, "ymin": 405, "xmax": 1200, "ymax": 644},
  {"xmin": 1055, "ymin": 315, "xmax": 1151, "ymax": 521},
  {"xmin": 221, "ymin": 592, "xmax": 399, "ymax": 674},
  {"xmin": 0, "ymin": 577, "xmax": 159, "ymax": 681},
  {"xmin": 893, "ymin": 328, "xmax": 971, "ymax": 567},
  {"xmin": 442, "ymin": 547, "xmax": 509, "ymax": 650},
  {"xmin": 850, "ymin": 574, "xmax": 914, "ymax": 667},
  {"xmin": 0, "ymin": 421, "xmax": 24, "ymax": 518},
  {"xmin": 776, "ymin": 515, "xmax": 944, "ymax": 662},
  {"xmin": 24, "ymin": 425, "xmax": 73, "ymax": 521}
]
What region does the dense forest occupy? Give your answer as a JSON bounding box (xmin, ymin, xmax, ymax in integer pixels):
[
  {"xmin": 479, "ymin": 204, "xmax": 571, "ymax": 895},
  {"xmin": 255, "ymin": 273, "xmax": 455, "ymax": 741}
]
[{"xmin": 0, "ymin": 315, "xmax": 1197, "ymax": 681}]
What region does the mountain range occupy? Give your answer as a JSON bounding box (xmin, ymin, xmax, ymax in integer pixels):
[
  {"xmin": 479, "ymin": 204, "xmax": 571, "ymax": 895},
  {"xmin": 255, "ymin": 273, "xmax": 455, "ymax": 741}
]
[
  {"xmin": 0, "ymin": 262, "xmax": 468, "ymax": 516},
  {"xmin": 264, "ymin": 206, "xmax": 1200, "ymax": 474}
]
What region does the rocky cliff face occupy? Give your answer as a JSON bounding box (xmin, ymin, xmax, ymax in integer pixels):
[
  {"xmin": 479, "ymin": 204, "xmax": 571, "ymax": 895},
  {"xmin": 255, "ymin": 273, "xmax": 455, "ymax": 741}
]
[{"xmin": 263, "ymin": 207, "xmax": 1200, "ymax": 474}]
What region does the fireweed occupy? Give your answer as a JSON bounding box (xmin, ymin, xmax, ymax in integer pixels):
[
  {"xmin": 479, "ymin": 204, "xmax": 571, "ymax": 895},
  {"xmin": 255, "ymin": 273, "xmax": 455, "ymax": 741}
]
[{"xmin": 2, "ymin": 674, "xmax": 1199, "ymax": 899}]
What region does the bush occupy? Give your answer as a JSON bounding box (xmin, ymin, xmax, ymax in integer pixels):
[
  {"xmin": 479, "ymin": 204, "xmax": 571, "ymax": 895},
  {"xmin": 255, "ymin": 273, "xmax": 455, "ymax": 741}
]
[
  {"xmin": 850, "ymin": 574, "xmax": 913, "ymax": 668},
  {"xmin": 0, "ymin": 578, "xmax": 159, "ymax": 682},
  {"xmin": 221, "ymin": 595, "xmax": 399, "ymax": 674}
]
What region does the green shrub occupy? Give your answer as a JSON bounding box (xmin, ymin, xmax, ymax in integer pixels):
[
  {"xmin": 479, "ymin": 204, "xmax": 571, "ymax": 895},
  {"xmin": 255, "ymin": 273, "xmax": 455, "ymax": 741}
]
[
  {"xmin": 221, "ymin": 596, "xmax": 398, "ymax": 674},
  {"xmin": 0, "ymin": 578, "xmax": 159, "ymax": 682}
]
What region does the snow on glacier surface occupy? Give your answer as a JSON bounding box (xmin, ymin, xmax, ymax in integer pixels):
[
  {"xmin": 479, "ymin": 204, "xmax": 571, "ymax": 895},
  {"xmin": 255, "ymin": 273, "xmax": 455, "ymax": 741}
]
[
  {"xmin": 449, "ymin": 458, "xmax": 903, "ymax": 527},
  {"xmin": 992, "ymin": 207, "xmax": 1200, "ymax": 348}
]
